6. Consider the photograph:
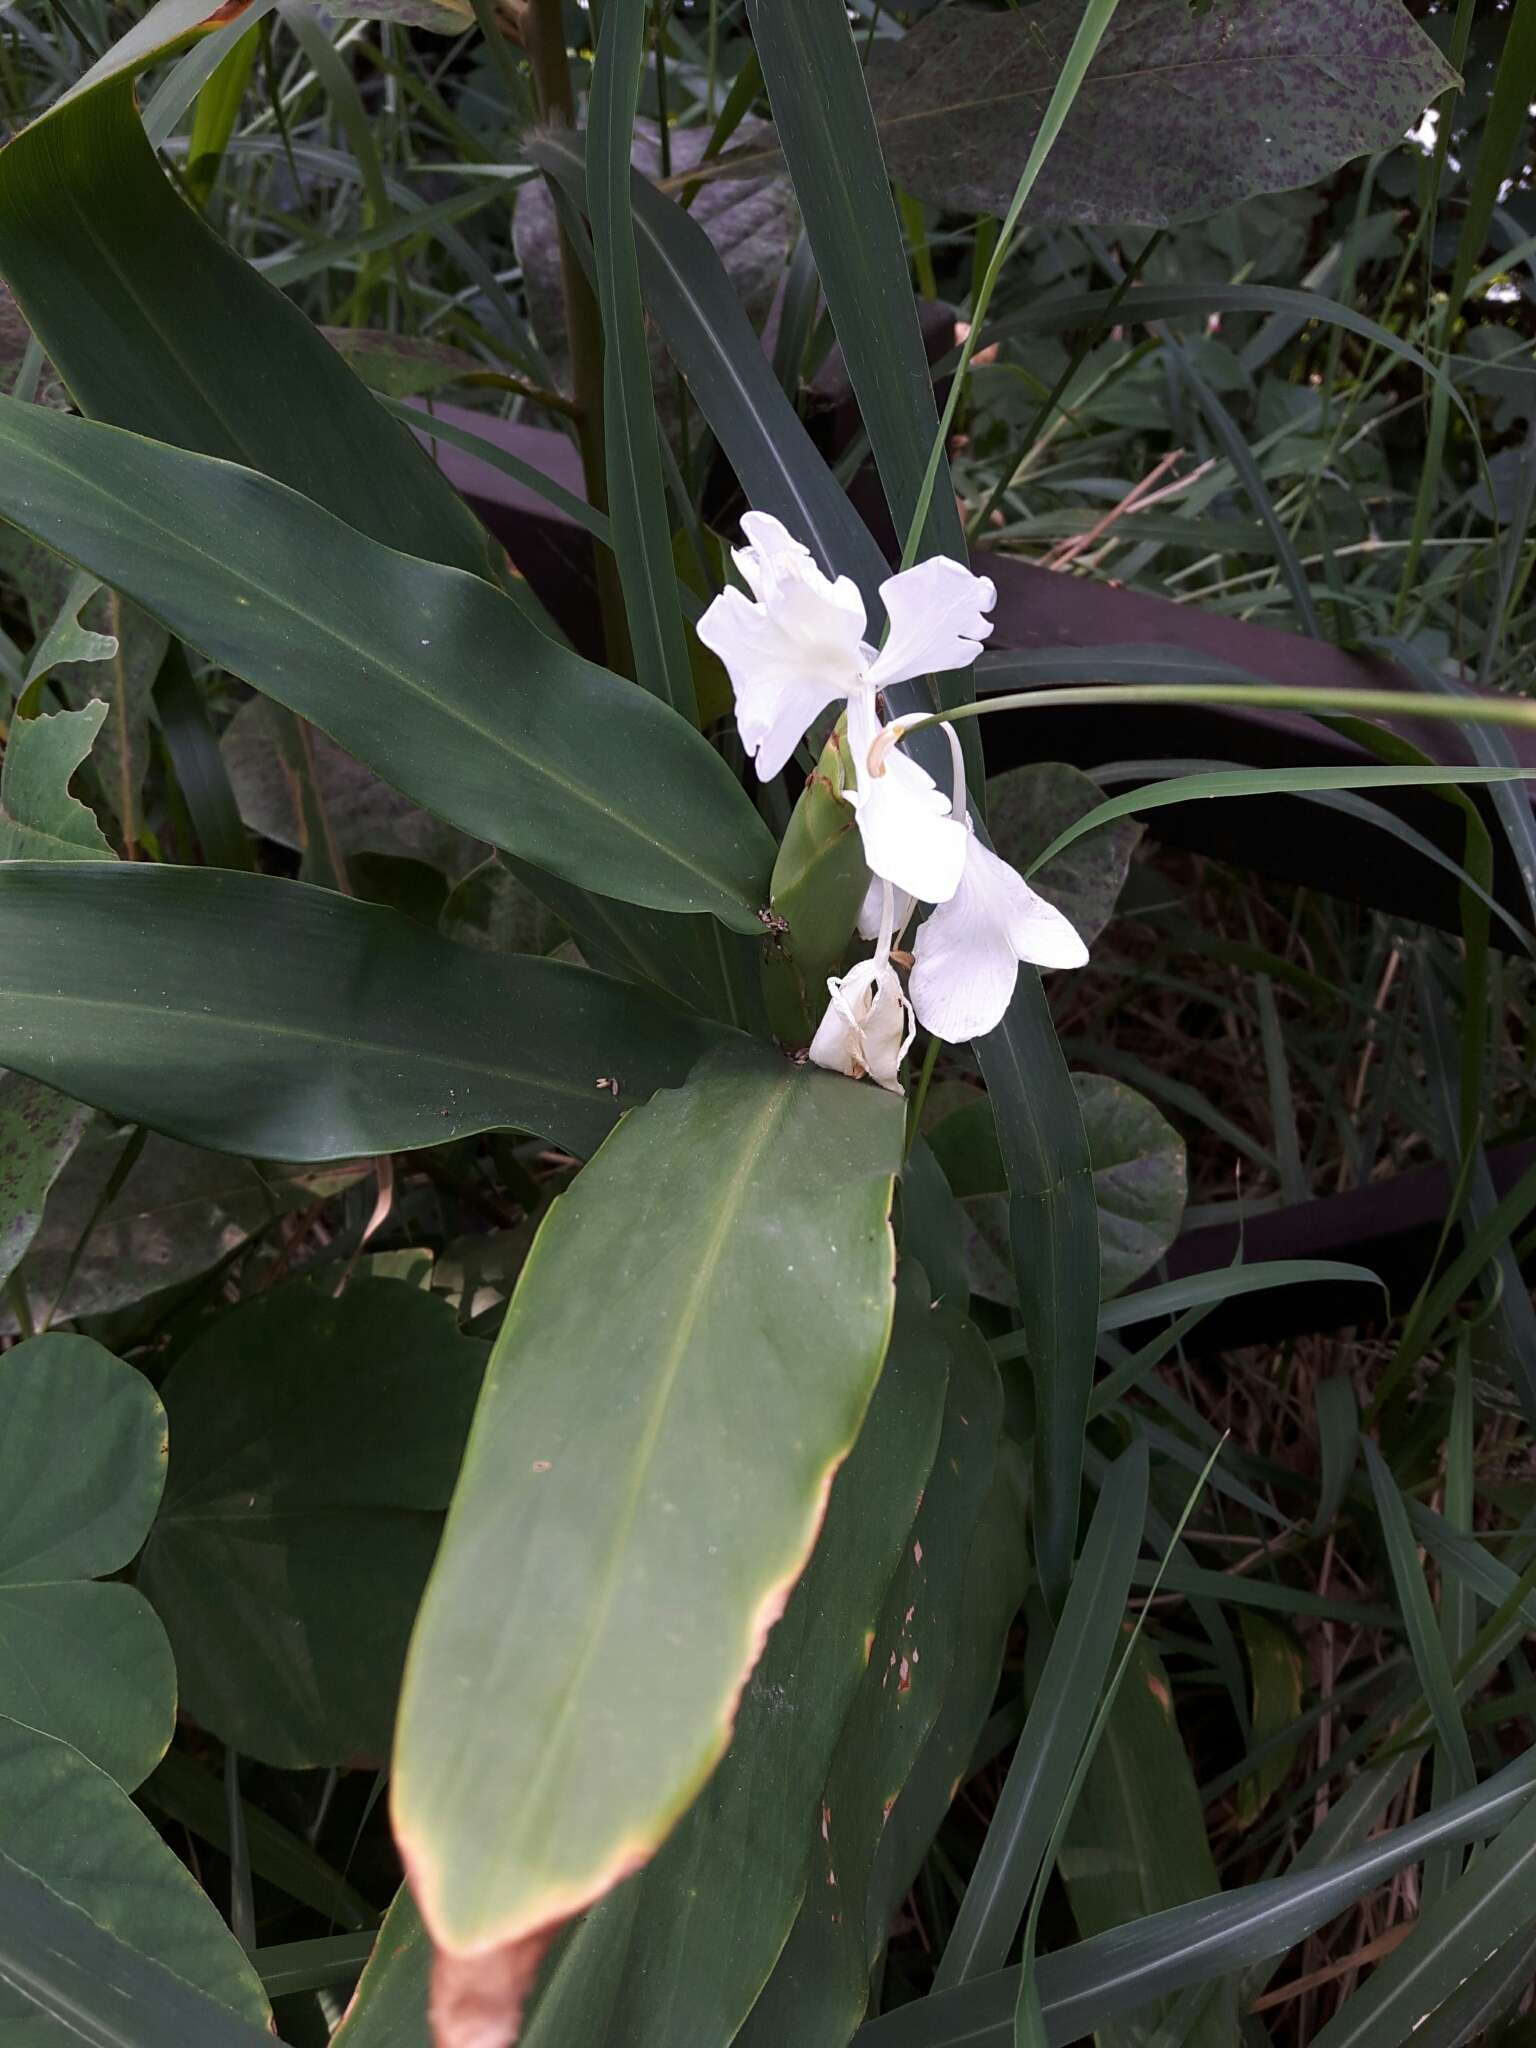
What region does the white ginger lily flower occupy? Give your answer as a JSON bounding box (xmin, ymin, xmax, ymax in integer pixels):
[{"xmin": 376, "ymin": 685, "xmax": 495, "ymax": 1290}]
[
  {"xmin": 906, "ymin": 727, "xmax": 1089, "ymax": 1043},
  {"xmin": 695, "ymin": 510, "xmax": 997, "ymax": 788},
  {"xmin": 807, "ymin": 880, "xmax": 915, "ymax": 1093}
]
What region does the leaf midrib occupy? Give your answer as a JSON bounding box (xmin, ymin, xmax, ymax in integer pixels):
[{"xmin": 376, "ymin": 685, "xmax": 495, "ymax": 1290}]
[{"xmin": 436, "ymin": 1070, "xmax": 797, "ymax": 1907}]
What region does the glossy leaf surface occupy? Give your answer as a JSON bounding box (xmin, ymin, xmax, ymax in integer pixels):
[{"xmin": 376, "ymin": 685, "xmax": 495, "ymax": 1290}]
[
  {"xmin": 0, "ymin": 864, "xmax": 731, "ymax": 1162},
  {"xmin": 394, "ymin": 1047, "xmax": 901, "ymax": 1983},
  {"xmin": 0, "ymin": 401, "xmax": 774, "ymax": 927}
]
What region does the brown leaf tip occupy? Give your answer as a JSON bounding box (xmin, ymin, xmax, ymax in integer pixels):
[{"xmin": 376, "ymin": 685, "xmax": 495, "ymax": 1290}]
[{"xmin": 429, "ymin": 1934, "xmax": 554, "ymax": 2048}]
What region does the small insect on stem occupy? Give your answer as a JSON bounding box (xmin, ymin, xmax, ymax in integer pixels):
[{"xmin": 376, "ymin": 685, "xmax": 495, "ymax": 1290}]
[{"xmin": 594, "ymin": 1076, "xmax": 621, "ymax": 1098}]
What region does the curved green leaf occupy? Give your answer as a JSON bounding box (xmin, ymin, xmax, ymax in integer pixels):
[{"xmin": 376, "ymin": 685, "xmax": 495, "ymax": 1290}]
[
  {"xmin": 936, "ymin": 1442, "xmax": 1149, "ymax": 1988},
  {"xmin": 526, "ymin": 129, "xmax": 886, "ymax": 614},
  {"xmin": 392, "ymin": 1046, "xmax": 901, "ymax": 2007},
  {"xmin": 140, "ymin": 1278, "xmax": 488, "ymax": 1769},
  {"xmin": 0, "ymin": 401, "xmax": 773, "ymax": 928},
  {"xmin": 0, "ymin": 863, "xmax": 731, "ymax": 1162},
  {"xmin": 0, "ymin": 1336, "xmax": 173, "ymax": 1789},
  {"xmin": 0, "ymin": 1, "xmax": 491, "ymax": 578},
  {"xmin": 0, "ymin": 1720, "xmax": 270, "ymax": 2045},
  {"xmin": 1310, "ymin": 1789, "xmax": 1536, "ymax": 2048},
  {"xmin": 514, "ymin": 1263, "xmax": 952, "ymax": 2048},
  {"xmin": 856, "ymin": 1750, "xmax": 1536, "ymax": 2047}
]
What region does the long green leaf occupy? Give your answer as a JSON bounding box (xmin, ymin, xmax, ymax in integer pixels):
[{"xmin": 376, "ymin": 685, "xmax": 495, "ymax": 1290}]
[
  {"xmin": 0, "ymin": 863, "xmax": 729, "ymax": 1161},
  {"xmin": 1310, "ymin": 1788, "xmax": 1536, "ymax": 2048},
  {"xmin": 856, "ymin": 1750, "xmax": 1536, "ymax": 2047},
  {"xmin": 1024, "ymin": 763, "xmax": 1536, "ymax": 876},
  {"xmin": 517, "ymin": 1265, "xmax": 951, "ymax": 2048},
  {"xmin": 980, "ymin": 974, "xmax": 1100, "ymax": 1610},
  {"xmin": 1361, "ymin": 1438, "xmax": 1475, "ymax": 1797},
  {"xmin": 0, "ymin": 1849, "xmax": 276, "ymax": 2048},
  {"xmin": 392, "ymin": 1047, "xmax": 901, "ymax": 2003},
  {"xmin": 587, "ymin": 0, "xmax": 695, "ymax": 718},
  {"xmin": 738, "ymin": 0, "xmax": 1097, "ymax": 1606},
  {"xmin": 937, "ymin": 1441, "xmax": 1149, "ymax": 1987},
  {"xmin": 526, "ymin": 130, "xmax": 885, "ymax": 612},
  {"xmin": 0, "ymin": 400, "xmax": 773, "ymax": 927},
  {"xmin": 0, "ymin": 0, "xmax": 491, "ymax": 578},
  {"xmin": 744, "ymin": 0, "xmax": 962, "ymax": 575},
  {"xmin": 0, "ymin": 1720, "xmax": 272, "ymax": 2047},
  {"xmin": 738, "ymin": 1308, "xmax": 1004, "ymax": 2047}
]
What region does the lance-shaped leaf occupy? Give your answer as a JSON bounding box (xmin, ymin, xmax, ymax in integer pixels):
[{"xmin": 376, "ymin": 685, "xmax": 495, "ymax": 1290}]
[
  {"xmin": 0, "ymin": 1722, "xmax": 272, "ymax": 2046},
  {"xmin": 516, "ymin": 1264, "xmax": 951, "ymax": 2048},
  {"xmin": 0, "ymin": 402, "xmax": 774, "ymax": 928},
  {"xmin": 337, "ymin": 1277, "xmax": 949, "ymax": 2048},
  {"xmin": 0, "ymin": 863, "xmax": 732, "ymax": 1162},
  {"xmin": 0, "ymin": 0, "xmax": 491, "ymax": 577},
  {"xmin": 866, "ymin": 0, "xmax": 1461, "ymax": 226},
  {"xmin": 0, "ymin": 1336, "xmax": 174, "ymax": 1788},
  {"xmin": 392, "ymin": 1045, "xmax": 902, "ymax": 2036}
]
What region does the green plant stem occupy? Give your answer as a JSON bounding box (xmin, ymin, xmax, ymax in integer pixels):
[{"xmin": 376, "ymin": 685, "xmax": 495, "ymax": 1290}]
[
  {"xmin": 521, "ymin": 0, "xmax": 633, "ymax": 674},
  {"xmin": 896, "ymin": 680, "xmax": 1536, "ymax": 741},
  {"xmin": 905, "ymin": 1033, "xmax": 941, "ymax": 1160}
]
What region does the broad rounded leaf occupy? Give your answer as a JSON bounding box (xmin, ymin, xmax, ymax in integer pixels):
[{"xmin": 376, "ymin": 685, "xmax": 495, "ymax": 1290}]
[
  {"xmin": 140, "ymin": 1278, "xmax": 488, "ymax": 1768},
  {"xmin": 1077, "ymin": 1074, "xmax": 1188, "ymax": 1298},
  {"xmin": 393, "ymin": 1045, "xmax": 902, "ymax": 2014},
  {"xmin": 867, "ymin": 0, "xmax": 1460, "ymax": 226},
  {"xmin": 0, "ymin": 863, "xmax": 732, "ymax": 1162},
  {"xmin": 929, "ymin": 1075, "xmax": 1185, "ymax": 1302},
  {"xmin": 0, "ymin": 1718, "xmax": 270, "ymax": 2043},
  {"xmin": 0, "ymin": 1336, "xmax": 173, "ymax": 1788}
]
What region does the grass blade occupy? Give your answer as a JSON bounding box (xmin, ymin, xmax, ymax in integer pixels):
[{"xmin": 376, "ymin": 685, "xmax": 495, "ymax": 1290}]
[{"xmin": 936, "ymin": 1440, "xmax": 1149, "ymax": 1988}]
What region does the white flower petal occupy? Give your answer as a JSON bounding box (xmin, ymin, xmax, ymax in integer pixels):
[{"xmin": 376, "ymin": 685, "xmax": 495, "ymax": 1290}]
[
  {"xmin": 846, "ymin": 750, "xmax": 967, "ymax": 905},
  {"xmin": 1001, "ymin": 870, "xmax": 1090, "ymax": 970},
  {"xmin": 908, "ymin": 862, "xmax": 1021, "ymax": 1043},
  {"xmin": 864, "ymin": 555, "xmax": 997, "ymax": 690},
  {"xmin": 807, "ymin": 959, "xmax": 913, "ymax": 1093},
  {"xmin": 909, "ymin": 837, "xmax": 1089, "ymax": 1042},
  {"xmin": 696, "ymin": 519, "xmax": 871, "ymax": 781}
]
